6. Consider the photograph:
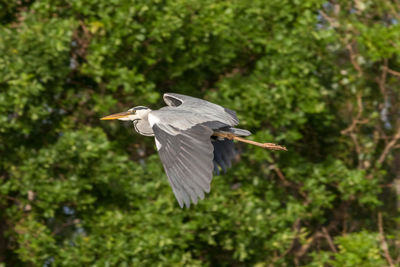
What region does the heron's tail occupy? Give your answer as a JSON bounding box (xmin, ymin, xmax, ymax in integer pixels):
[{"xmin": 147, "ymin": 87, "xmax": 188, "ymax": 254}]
[{"xmin": 215, "ymin": 127, "xmax": 251, "ymax": 137}]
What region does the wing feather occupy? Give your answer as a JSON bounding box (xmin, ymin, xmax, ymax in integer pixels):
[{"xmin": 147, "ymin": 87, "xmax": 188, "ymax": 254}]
[
  {"xmin": 162, "ymin": 93, "xmax": 239, "ymax": 127},
  {"xmin": 152, "ymin": 123, "xmax": 214, "ymax": 208}
]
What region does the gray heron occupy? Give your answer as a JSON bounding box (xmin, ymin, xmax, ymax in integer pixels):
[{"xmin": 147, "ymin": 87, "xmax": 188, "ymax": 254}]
[{"xmin": 101, "ymin": 93, "xmax": 286, "ymax": 208}]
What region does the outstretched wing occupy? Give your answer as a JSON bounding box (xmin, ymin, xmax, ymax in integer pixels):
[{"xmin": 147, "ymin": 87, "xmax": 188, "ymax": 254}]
[
  {"xmin": 163, "ymin": 93, "xmax": 239, "ymax": 127},
  {"xmin": 150, "ymin": 117, "xmax": 214, "ymax": 208},
  {"xmin": 148, "ymin": 93, "xmax": 242, "ymax": 208}
]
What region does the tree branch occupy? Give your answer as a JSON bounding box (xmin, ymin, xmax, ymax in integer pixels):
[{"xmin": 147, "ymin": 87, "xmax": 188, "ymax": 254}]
[
  {"xmin": 322, "ymin": 227, "xmax": 337, "ymax": 253},
  {"xmin": 385, "ymin": 67, "xmax": 400, "ymax": 78},
  {"xmin": 377, "ymin": 125, "xmax": 400, "ymax": 165},
  {"xmin": 272, "ymin": 165, "xmax": 309, "ymax": 203},
  {"xmin": 346, "ymin": 43, "xmax": 363, "ymax": 76},
  {"xmin": 378, "ymin": 212, "xmax": 395, "ymax": 267}
]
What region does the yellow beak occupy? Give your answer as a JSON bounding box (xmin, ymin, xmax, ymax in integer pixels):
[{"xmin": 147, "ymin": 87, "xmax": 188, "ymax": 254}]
[{"xmin": 100, "ymin": 111, "xmax": 131, "ymax": 120}]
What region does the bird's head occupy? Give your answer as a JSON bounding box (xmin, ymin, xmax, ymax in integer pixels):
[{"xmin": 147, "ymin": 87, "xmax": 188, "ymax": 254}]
[{"xmin": 100, "ymin": 106, "xmax": 151, "ymax": 121}]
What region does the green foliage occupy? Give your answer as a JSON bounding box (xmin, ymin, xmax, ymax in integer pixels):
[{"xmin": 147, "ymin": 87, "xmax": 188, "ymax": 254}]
[
  {"xmin": 1, "ymin": 0, "xmax": 400, "ymax": 266},
  {"xmin": 309, "ymin": 232, "xmax": 386, "ymax": 267}
]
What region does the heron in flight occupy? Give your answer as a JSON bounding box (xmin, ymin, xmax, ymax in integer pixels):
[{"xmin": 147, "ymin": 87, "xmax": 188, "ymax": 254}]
[{"xmin": 101, "ymin": 93, "xmax": 286, "ymax": 208}]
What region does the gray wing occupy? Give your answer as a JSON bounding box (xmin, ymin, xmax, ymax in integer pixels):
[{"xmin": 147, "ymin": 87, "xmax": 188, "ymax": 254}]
[
  {"xmin": 163, "ymin": 93, "xmax": 239, "ymax": 127},
  {"xmin": 152, "ymin": 123, "xmax": 214, "ymax": 208}
]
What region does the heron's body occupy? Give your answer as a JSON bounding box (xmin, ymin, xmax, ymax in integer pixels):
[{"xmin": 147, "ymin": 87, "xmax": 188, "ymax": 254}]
[{"xmin": 101, "ymin": 93, "xmax": 285, "ymax": 208}]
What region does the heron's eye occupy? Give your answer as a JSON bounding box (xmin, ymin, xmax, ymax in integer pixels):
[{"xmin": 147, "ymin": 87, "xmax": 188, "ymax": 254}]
[{"xmin": 130, "ymin": 109, "xmax": 136, "ymax": 114}]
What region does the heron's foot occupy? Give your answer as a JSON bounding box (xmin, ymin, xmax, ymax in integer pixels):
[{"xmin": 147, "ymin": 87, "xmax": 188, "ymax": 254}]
[{"xmin": 261, "ymin": 143, "xmax": 287, "ymax": 151}]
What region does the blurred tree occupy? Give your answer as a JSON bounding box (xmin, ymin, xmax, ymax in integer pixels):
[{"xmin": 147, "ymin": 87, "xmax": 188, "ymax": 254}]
[{"xmin": 0, "ymin": 0, "xmax": 399, "ymax": 266}]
